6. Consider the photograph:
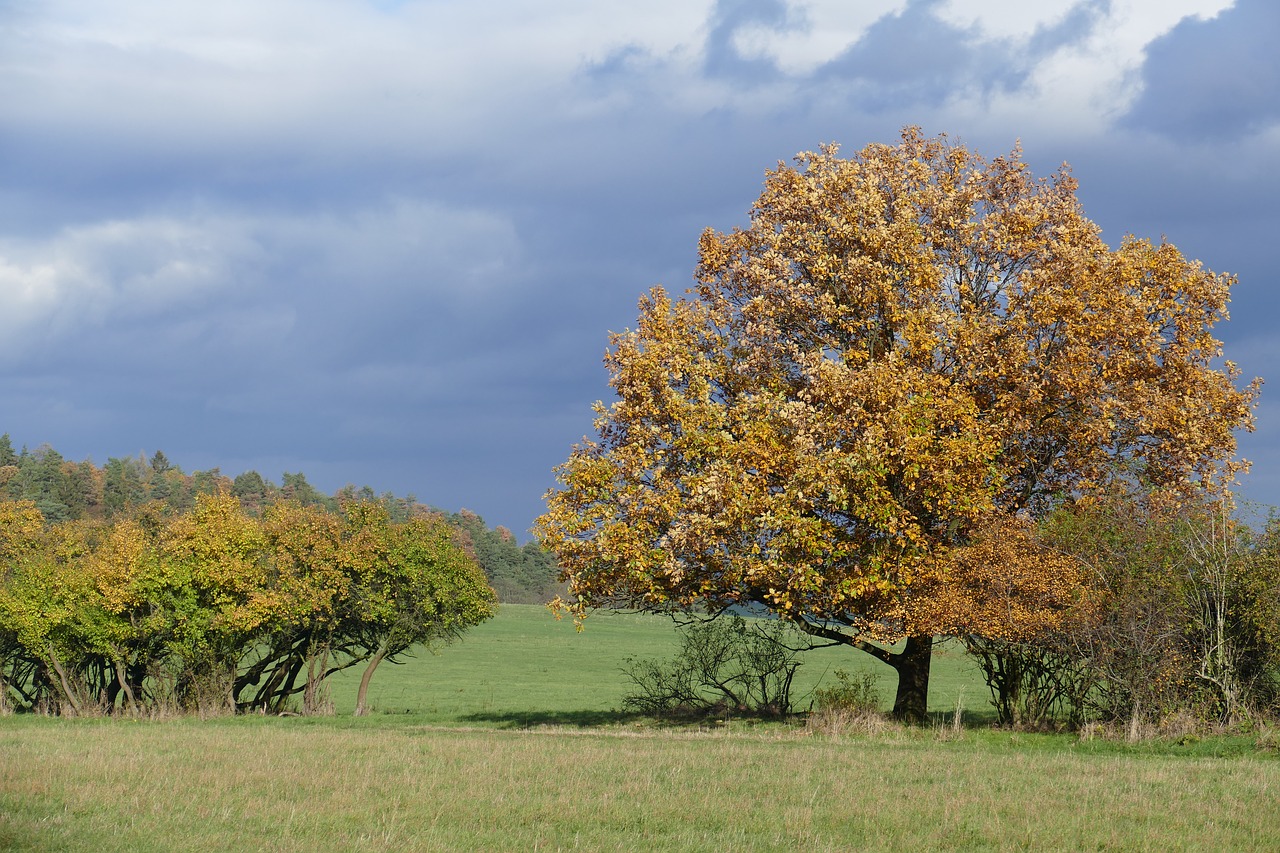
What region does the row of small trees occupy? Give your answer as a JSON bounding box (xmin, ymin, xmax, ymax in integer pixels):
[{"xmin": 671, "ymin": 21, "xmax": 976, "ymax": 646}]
[
  {"xmin": 0, "ymin": 494, "xmax": 496, "ymax": 717},
  {"xmin": 0, "ymin": 434, "xmax": 562, "ymax": 603}
]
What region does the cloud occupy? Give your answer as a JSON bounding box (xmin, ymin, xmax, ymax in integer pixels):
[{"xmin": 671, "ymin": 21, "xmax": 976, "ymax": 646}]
[
  {"xmin": 1123, "ymin": 0, "xmax": 1280, "ymax": 140},
  {"xmin": 811, "ymin": 0, "xmax": 1030, "ymax": 111},
  {"xmin": 1, "ymin": 0, "xmax": 1276, "ymax": 532},
  {"xmin": 579, "ymin": 1, "xmax": 1133, "ymax": 133},
  {"xmin": 0, "ymin": 216, "xmax": 256, "ymax": 357},
  {"xmin": 935, "ymin": 0, "xmax": 1088, "ymax": 39},
  {"xmin": 0, "ymin": 199, "xmax": 523, "ymax": 372},
  {"xmin": 728, "ymin": 0, "xmax": 909, "ymax": 74},
  {"xmin": 702, "ymin": 0, "xmax": 801, "ymax": 81}
]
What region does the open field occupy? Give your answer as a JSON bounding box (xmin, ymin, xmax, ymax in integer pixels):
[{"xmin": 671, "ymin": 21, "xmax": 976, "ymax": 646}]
[
  {"xmin": 3, "ymin": 605, "xmax": 1278, "ymax": 851},
  {"xmin": 321, "ymin": 604, "xmax": 988, "ymax": 724}
]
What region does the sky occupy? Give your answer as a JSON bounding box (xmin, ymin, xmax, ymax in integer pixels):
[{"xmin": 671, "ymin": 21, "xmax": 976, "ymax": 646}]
[{"xmin": 2, "ymin": 0, "xmax": 1277, "ymax": 536}]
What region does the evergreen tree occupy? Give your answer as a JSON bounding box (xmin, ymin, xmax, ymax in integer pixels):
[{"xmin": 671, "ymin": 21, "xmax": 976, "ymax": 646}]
[
  {"xmin": 280, "ymin": 472, "xmax": 335, "ymax": 511},
  {"xmin": 103, "ymin": 456, "xmax": 147, "ymax": 517}
]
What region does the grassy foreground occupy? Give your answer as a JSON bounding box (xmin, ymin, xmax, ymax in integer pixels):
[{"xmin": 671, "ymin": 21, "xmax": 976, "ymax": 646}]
[
  {"xmin": 3, "ymin": 606, "xmax": 1278, "ymax": 851},
  {"xmin": 3, "ymin": 718, "xmax": 1278, "ymax": 851}
]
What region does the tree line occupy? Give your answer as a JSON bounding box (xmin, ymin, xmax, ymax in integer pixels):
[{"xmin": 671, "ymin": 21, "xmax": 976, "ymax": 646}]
[
  {"xmin": 0, "ymin": 435, "xmax": 560, "ymax": 603},
  {"xmin": 0, "ymin": 492, "xmax": 496, "ymax": 717}
]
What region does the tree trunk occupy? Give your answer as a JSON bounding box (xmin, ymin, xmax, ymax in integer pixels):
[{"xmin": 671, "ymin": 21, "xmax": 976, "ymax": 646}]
[
  {"xmin": 46, "ymin": 647, "xmax": 83, "ymax": 717},
  {"xmin": 302, "ymin": 646, "xmax": 332, "ymax": 716},
  {"xmin": 890, "ymin": 635, "xmax": 933, "ymax": 724},
  {"xmin": 274, "ymin": 653, "xmax": 308, "ymax": 713},
  {"xmin": 794, "ymin": 621, "xmax": 936, "ymax": 725},
  {"xmin": 354, "ymin": 650, "xmax": 386, "ymax": 717},
  {"xmin": 114, "ymin": 657, "xmax": 137, "ymax": 715}
]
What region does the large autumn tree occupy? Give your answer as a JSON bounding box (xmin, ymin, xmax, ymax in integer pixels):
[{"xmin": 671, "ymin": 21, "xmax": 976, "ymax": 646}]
[{"xmin": 536, "ymin": 128, "xmax": 1258, "ymax": 722}]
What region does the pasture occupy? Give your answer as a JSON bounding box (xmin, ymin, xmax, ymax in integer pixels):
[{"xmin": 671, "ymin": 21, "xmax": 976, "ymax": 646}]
[
  {"xmin": 319, "ymin": 604, "xmax": 985, "ymax": 724},
  {"xmin": 3, "ymin": 605, "xmax": 1278, "ymax": 851}
]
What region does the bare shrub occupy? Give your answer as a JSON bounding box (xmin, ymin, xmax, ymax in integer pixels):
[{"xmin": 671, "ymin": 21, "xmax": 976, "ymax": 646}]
[
  {"xmin": 965, "ymin": 635, "xmax": 1089, "ymax": 729},
  {"xmin": 621, "ymin": 616, "xmax": 804, "ymax": 719},
  {"xmin": 178, "ymin": 661, "xmax": 238, "ymax": 719}
]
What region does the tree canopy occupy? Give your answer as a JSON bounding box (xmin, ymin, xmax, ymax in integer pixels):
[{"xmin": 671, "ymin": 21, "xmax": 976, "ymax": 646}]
[
  {"xmin": 536, "ymin": 128, "xmax": 1259, "ymax": 722},
  {"xmin": 0, "ymin": 494, "xmax": 496, "ymax": 716},
  {"xmin": 0, "ymin": 436, "xmax": 560, "ymax": 604}
]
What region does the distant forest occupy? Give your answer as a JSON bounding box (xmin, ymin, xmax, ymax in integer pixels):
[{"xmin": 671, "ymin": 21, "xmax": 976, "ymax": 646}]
[{"xmin": 0, "ymin": 434, "xmax": 561, "ymax": 604}]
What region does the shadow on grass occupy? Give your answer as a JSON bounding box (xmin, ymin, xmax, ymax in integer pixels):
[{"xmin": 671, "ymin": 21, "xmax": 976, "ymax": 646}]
[
  {"xmin": 459, "ymin": 709, "xmax": 646, "ymax": 728},
  {"xmin": 462, "ymin": 708, "xmax": 824, "ymax": 730}
]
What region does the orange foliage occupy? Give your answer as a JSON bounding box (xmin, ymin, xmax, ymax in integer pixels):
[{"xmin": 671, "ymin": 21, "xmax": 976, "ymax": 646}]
[{"xmin": 537, "ymin": 128, "xmax": 1257, "ymax": 647}]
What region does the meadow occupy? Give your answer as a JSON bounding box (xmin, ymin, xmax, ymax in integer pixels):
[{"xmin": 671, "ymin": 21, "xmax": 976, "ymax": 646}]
[
  {"xmin": 319, "ymin": 605, "xmax": 986, "ymax": 725},
  {"xmin": 3, "ymin": 606, "xmax": 1278, "ymax": 852}
]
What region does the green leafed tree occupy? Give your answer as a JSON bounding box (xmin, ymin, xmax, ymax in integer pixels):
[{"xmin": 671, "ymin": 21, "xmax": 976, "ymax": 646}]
[
  {"xmin": 103, "ymin": 456, "xmax": 148, "ymax": 518},
  {"xmin": 449, "ymin": 510, "xmax": 561, "ymax": 603},
  {"xmin": 339, "ymin": 503, "xmax": 497, "ymax": 716}
]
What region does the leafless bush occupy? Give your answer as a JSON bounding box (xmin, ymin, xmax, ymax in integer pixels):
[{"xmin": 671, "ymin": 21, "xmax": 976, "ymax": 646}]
[{"xmin": 622, "ymin": 616, "xmax": 804, "ymax": 719}]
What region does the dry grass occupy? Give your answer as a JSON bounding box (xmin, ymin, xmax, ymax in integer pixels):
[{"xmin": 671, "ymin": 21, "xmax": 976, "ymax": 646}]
[
  {"xmin": 1255, "ymin": 725, "xmax": 1280, "ymax": 753},
  {"xmin": 2, "ymin": 717, "xmax": 1278, "ymax": 852},
  {"xmin": 805, "ymin": 706, "xmax": 896, "ymax": 737}
]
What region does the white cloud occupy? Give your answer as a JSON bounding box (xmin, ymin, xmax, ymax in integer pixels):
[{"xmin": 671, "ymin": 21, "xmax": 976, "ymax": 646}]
[
  {"xmin": 917, "ymin": 0, "xmax": 1238, "ymax": 139},
  {"xmin": 0, "ymin": 217, "xmax": 241, "ymax": 349},
  {"xmin": 1, "ymin": 0, "xmax": 1246, "ymax": 151},
  {"xmin": 936, "ymin": 0, "xmax": 1233, "ymax": 40},
  {"xmin": 1, "ymin": 0, "xmax": 719, "ymax": 152},
  {"xmin": 0, "ymin": 199, "xmax": 522, "ymax": 362},
  {"xmin": 935, "ymin": 0, "xmax": 1085, "ymax": 38},
  {"xmin": 731, "ymin": 0, "xmax": 909, "ymax": 74}
]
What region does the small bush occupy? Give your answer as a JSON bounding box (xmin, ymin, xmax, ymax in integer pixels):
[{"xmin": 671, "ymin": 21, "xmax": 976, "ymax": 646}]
[
  {"xmin": 806, "ymin": 669, "xmax": 887, "ymax": 735},
  {"xmin": 965, "ymin": 635, "xmax": 1088, "ymax": 729},
  {"xmin": 812, "ymin": 669, "xmax": 881, "ymax": 715},
  {"xmin": 621, "ymin": 616, "xmax": 804, "ymax": 719}
]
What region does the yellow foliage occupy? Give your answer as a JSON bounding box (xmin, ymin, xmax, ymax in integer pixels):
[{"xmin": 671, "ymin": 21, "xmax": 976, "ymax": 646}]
[{"xmin": 536, "ymin": 128, "xmax": 1257, "ymax": 645}]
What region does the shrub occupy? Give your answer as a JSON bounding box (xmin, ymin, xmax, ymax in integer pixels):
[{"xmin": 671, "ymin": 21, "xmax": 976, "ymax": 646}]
[
  {"xmin": 621, "ymin": 616, "xmax": 804, "ymax": 719},
  {"xmin": 964, "ymin": 635, "xmax": 1089, "ymax": 729},
  {"xmin": 806, "ymin": 669, "xmax": 887, "ymax": 735},
  {"xmin": 811, "ymin": 669, "xmax": 881, "ymax": 715}
]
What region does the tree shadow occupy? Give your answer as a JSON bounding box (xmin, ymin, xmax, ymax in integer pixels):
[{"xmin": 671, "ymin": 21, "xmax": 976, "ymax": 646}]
[
  {"xmin": 461, "ymin": 707, "xmax": 813, "ymax": 729},
  {"xmin": 459, "ymin": 708, "xmax": 645, "ymax": 728}
]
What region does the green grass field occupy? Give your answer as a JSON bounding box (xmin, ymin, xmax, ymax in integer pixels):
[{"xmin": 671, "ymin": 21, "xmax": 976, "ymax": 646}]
[
  {"xmin": 3, "ymin": 605, "xmax": 1278, "ymax": 852},
  {"xmin": 323, "ymin": 604, "xmax": 988, "ymax": 725}
]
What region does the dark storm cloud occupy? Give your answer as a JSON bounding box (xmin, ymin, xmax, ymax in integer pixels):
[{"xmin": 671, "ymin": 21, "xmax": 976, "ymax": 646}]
[
  {"xmin": 1124, "ymin": 0, "xmax": 1280, "ymax": 140},
  {"xmin": 702, "ymin": 0, "xmax": 797, "ymax": 80},
  {"xmin": 815, "ymin": 0, "xmax": 1024, "ymax": 109}
]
